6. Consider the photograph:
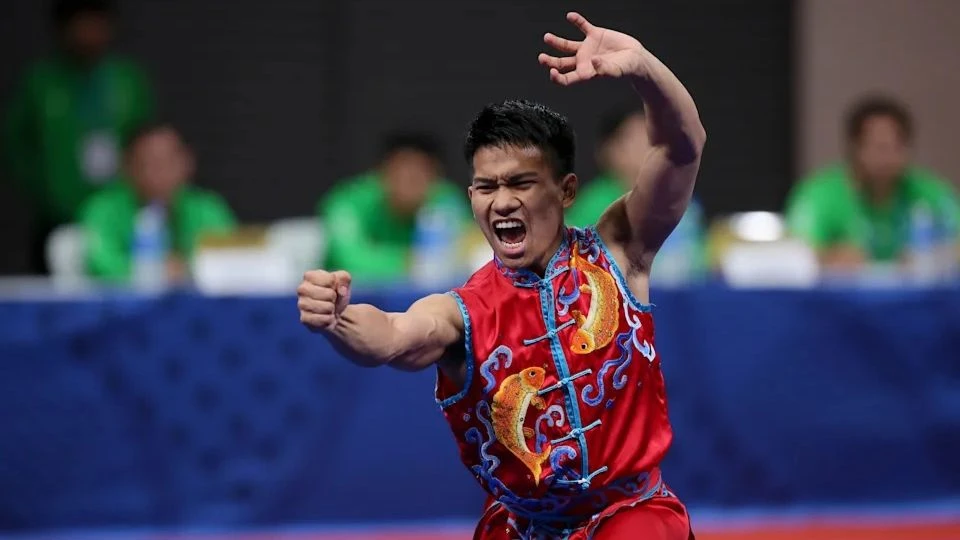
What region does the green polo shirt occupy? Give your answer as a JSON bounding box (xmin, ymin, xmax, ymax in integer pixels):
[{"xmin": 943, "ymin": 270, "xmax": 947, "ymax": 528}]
[
  {"xmin": 318, "ymin": 172, "xmax": 470, "ymax": 282},
  {"xmin": 566, "ymin": 173, "xmax": 706, "ymax": 273},
  {"xmin": 80, "ymin": 182, "xmax": 237, "ymax": 281},
  {"xmin": 785, "ymin": 165, "xmax": 960, "ymax": 261},
  {"xmin": 5, "ymin": 55, "xmax": 154, "ymax": 223}
]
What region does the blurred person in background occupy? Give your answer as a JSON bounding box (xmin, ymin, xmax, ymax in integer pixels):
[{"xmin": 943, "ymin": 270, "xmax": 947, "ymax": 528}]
[
  {"xmin": 567, "ymin": 106, "xmax": 706, "ymax": 282},
  {"xmin": 319, "ymin": 131, "xmax": 471, "ymax": 283},
  {"xmin": 80, "ymin": 123, "xmax": 236, "ymax": 283},
  {"xmin": 3, "ymin": 0, "xmax": 155, "ymax": 274},
  {"xmin": 786, "ymin": 96, "xmax": 960, "ymax": 272}
]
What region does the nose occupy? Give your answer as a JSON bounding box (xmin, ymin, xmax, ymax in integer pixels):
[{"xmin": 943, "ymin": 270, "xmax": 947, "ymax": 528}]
[{"xmin": 491, "ymin": 188, "xmax": 520, "ymax": 217}]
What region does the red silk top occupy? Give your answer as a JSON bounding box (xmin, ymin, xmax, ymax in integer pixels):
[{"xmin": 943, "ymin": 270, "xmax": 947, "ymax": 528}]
[{"xmin": 436, "ymin": 227, "xmax": 681, "ymax": 537}]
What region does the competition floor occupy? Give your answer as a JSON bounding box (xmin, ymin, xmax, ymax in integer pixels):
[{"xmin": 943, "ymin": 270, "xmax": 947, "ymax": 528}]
[{"xmin": 5, "ymin": 505, "xmax": 960, "ymax": 540}]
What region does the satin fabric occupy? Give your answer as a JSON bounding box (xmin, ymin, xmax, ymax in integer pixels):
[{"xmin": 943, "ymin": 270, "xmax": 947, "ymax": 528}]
[{"xmin": 437, "ymin": 227, "xmax": 691, "ymax": 539}]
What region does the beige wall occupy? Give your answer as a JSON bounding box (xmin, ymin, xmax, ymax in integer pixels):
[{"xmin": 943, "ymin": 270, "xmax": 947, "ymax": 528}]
[{"xmin": 797, "ymin": 0, "xmax": 960, "ymax": 186}]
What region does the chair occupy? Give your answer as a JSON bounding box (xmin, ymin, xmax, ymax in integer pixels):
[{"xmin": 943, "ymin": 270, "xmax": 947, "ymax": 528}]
[{"xmin": 45, "ymin": 224, "xmax": 87, "ymax": 283}]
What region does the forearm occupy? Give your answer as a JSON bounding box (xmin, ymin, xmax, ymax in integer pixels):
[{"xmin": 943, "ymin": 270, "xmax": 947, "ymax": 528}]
[
  {"xmin": 629, "ymin": 49, "xmax": 706, "ymax": 164},
  {"xmin": 327, "ymin": 304, "xmax": 402, "ymax": 367}
]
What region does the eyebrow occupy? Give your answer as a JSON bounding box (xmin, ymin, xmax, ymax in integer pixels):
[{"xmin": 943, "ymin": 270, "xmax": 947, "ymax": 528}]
[{"xmin": 472, "ymin": 171, "xmax": 539, "ymax": 184}]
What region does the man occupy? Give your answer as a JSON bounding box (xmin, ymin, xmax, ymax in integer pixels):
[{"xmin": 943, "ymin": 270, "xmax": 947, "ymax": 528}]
[
  {"xmin": 319, "ymin": 131, "xmax": 471, "ymax": 282},
  {"xmin": 567, "ymin": 106, "xmax": 706, "ymax": 282},
  {"xmin": 298, "ymin": 12, "xmax": 704, "ymax": 539},
  {"xmin": 785, "ymin": 96, "xmax": 960, "ymax": 271},
  {"xmin": 4, "ymin": 0, "xmax": 154, "ymax": 273},
  {"xmin": 80, "ymin": 124, "xmax": 235, "ymax": 283}
]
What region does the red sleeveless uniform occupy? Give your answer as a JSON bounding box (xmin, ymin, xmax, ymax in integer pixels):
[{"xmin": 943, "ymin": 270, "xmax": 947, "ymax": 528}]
[{"xmin": 437, "ymin": 227, "xmax": 693, "ymax": 540}]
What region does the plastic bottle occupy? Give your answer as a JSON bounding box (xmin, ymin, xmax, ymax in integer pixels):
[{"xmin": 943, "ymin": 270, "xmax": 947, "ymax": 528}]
[
  {"xmin": 411, "ymin": 199, "xmax": 459, "ymax": 287},
  {"xmin": 905, "ymin": 202, "xmax": 940, "ymax": 285},
  {"xmin": 132, "ymin": 202, "xmax": 169, "ymax": 291}
]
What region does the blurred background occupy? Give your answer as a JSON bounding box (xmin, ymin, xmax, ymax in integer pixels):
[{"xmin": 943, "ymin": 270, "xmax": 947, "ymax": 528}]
[{"xmin": 0, "ymin": 0, "xmax": 958, "ymax": 539}]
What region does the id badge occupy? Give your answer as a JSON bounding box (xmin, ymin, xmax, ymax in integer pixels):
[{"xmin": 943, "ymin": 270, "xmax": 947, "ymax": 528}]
[{"xmin": 80, "ymin": 131, "xmax": 120, "ymax": 184}]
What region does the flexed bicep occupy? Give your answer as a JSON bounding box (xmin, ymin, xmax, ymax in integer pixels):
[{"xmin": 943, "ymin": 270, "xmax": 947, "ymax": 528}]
[{"xmin": 387, "ymin": 293, "xmax": 465, "ymax": 372}]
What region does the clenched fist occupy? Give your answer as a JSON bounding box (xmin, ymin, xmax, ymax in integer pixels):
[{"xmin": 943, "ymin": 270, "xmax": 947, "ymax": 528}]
[{"xmin": 297, "ymin": 269, "xmax": 352, "ymax": 332}]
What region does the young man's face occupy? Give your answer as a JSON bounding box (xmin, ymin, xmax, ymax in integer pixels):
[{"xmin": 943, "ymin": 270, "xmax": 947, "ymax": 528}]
[
  {"xmin": 127, "ymin": 128, "xmax": 193, "ymax": 203},
  {"xmin": 851, "ymin": 114, "xmax": 910, "ymax": 194},
  {"xmin": 61, "ymin": 12, "xmax": 113, "ymax": 63},
  {"xmin": 381, "ymin": 149, "xmax": 438, "ymax": 217},
  {"xmin": 468, "ymin": 145, "xmax": 576, "ymax": 273}
]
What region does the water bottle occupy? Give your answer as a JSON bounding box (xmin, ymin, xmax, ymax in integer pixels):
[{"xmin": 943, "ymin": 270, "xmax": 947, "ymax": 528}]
[
  {"xmin": 652, "ymin": 203, "xmax": 699, "ymax": 287},
  {"xmin": 132, "ymin": 202, "xmax": 169, "ymax": 291},
  {"xmin": 411, "ymin": 199, "xmax": 459, "ymax": 287},
  {"xmin": 905, "ymin": 202, "xmax": 940, "ymax": 285}
]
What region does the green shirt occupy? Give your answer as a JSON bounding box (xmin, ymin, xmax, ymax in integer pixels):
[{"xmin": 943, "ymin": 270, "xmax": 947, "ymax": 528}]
[
  {"xmin": 4, "ymin": 55, "xmax": 154, "ymax": 223},
  {"xmin": 566, "ymin": 174, "xmax": 626, "ymax": 229},
  {"xmin": 80, "ymin": 182, "xmax": 237, "ymax": 281},
  {"xmin": 785, "ymin": 165, "xmax": 960, "ymax": 261},
  {"xmin": 319, "ymin": 172, "xmax": 470, "ymax": 282},
  {"xmin": 566, "ymin": 174, "xmax": 707, "ymax": 273}
]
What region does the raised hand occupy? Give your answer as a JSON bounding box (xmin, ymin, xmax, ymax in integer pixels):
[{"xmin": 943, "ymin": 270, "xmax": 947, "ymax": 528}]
[
  {"xmin": 298, "ymin": 269, "xmax": 352, "ymax": 332},
  {"xmin": 538, "ymin": 12, "xmax": 646, "ymax": 86}
]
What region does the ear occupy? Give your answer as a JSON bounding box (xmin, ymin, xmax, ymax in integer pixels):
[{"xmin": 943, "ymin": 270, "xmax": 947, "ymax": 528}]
[{"xmin": 560, "ymin": 173, "xmax": 578, "ymax": 209}]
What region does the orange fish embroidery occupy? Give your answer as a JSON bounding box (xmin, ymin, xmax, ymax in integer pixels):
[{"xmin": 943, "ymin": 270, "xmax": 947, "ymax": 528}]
[
  {"xmin": 491, "ymin": 367, "xmax": 550, "ymax": 484},
  {"xmin": 569, "ymin": 242, "xmax": 620, "ymax": 355}
]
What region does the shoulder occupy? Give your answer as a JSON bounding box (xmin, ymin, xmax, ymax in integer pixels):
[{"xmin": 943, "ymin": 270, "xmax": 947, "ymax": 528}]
[
  {"xmin": 80, "ymin": 183, "xmax": 133, "ymax": 216},
  {"xmin": 411, "ymin": 292, "xmax": 464, "ymax": 328},
  {"xmin": 794, "ymin": 164, "xmax": 849, "ymax": 193},
  {"xmin": 787, "ymin": 164, "xmax": 853, "ymax": 211},
  {"xmin": 579, "ymin": 175, "xmax": 621, "ymax": 198},
  {"xmin": 103, "ymin": 56, "xmax": 149, "ymax": 78},
  {"xmin": 430, "ymin": 179, "xmax": 465, "ymax": 198},
  {"xmin": 320, "ymin": 173, "xmax": 381, "ymax": 208},
  {"xmin": 181, "ymin": 186, "xmax": 231, "ymax": 208},
  {"xmin": 904, "ymin": 167, "xmax": 955, "ymax": 195}
]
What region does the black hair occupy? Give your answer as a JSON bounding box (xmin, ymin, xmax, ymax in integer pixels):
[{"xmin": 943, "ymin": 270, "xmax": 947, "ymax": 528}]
[
  {"xmin": 597, "ymin": 105, "xmax": 645, "ymax": 147},
  {"xmin": 464, "ymin": 99, "xmax": 576, "ymax": 178},
  {"xmin": 845, "ymin": 95, "xmax": 913, "ymax": 144},
  {"xmin": 52, "ymin": 0, "xmax": 114, "ymax": 27},
  {"xmin": 378, "ymin": 131, "xmax": 444, "ymax": 165}
]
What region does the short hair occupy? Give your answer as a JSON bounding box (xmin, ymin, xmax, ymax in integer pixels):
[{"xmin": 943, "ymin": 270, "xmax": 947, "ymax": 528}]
[
  {"xmin": 597, "ymin": 105, "xmax": 645, "ymax": 147},
  {"xmin": 464, "ymin": 99, "xmax": 576, "ymax": 178},
  {"xmin": 52, "ymin": 0, "xmax": 114, "ymax": 27},
  {"xmin": 845, "ymin": 95, "xmax": 913, "ymax": 144},
  {"xmin": 377, "ymin": 131, "xmax": 443, "ymax": 165}
]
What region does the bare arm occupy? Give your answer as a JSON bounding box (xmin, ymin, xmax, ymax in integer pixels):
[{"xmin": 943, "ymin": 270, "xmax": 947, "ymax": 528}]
[
  {"xmin": 612, "ymin": 50, "xmax": 706, "ymax": 265},
  {"xmin": 327, "ymin": 294, "xmax": 463, "ymax": 371},
  {"xmin": 540, "ymin": 12, "xmax": 706, "ymax": 268},
  {"xmin": 297, "ymin": 270, "xmax": 463, "ymax": 371}
]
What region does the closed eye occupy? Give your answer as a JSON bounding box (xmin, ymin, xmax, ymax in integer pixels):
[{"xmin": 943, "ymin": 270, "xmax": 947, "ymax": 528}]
[{"xmin": 509, "ymin": 181, "xmax": 535, "ymax": 190}]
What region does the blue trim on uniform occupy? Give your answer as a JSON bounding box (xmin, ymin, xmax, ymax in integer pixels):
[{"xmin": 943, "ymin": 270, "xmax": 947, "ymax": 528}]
[
  {"xmin": 537, "ymin": 280, "xmax": 593, "ymax": 483},
  {"xmin": 588, "ymin": 225, "xmax": 654, "ymax": 312},
  {"xmin": 436, "ymin": 291, "xmax": 473, "ymax": 409}
]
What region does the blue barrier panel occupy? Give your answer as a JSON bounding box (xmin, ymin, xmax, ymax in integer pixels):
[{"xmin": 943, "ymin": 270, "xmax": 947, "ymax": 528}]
[{"xmin": 0, "ymin": 286, "xmax": 958, "ymax": 529}]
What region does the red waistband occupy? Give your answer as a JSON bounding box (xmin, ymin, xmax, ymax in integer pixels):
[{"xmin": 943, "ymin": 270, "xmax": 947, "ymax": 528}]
[{"xmin": 493, "ymin": 467, "xmax": 667, "ymax": 532}]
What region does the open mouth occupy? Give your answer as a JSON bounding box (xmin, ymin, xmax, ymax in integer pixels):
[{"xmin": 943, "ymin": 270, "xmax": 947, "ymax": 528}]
[{"xmin": 493, "ymin": 219, "xmax": 527, "ymax": 252}]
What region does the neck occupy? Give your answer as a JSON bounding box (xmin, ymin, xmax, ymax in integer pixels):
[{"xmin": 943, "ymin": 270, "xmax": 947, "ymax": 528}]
[
  {"xmin": 529, "ymin": 227, "xmax": 566, "ymax": 276},
  {"xmin": 853, "ymin": 167, "xmax": 898, "ymax": 207}
]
